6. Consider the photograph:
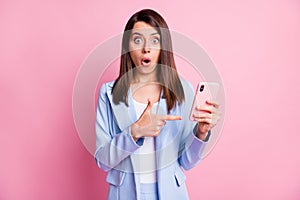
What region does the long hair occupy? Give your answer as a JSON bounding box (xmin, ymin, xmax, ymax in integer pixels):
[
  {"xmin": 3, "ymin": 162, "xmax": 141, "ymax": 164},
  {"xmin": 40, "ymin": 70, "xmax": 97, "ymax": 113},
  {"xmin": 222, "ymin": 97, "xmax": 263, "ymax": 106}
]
[{"xmin": 112, "ymin": 9, "xmax": 184, "ymax": 113}]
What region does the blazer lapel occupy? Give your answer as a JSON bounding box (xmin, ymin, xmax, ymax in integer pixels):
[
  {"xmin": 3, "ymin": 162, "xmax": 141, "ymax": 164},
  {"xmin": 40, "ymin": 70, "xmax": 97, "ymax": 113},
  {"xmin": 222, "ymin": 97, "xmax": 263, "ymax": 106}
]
[
  {"xmin": 155, "ymin": 96, "xmax": 182, "ymax": 172},
  {"xmin": 106, "ymin": 86, "xmax": 137, "ymax": 131}
]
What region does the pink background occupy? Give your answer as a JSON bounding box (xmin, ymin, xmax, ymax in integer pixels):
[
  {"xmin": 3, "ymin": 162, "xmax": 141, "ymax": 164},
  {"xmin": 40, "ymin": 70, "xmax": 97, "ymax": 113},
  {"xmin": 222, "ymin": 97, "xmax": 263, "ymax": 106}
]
[{"xmin": 1, "ymin": 0, "xmax": 300, "ymax": 199}]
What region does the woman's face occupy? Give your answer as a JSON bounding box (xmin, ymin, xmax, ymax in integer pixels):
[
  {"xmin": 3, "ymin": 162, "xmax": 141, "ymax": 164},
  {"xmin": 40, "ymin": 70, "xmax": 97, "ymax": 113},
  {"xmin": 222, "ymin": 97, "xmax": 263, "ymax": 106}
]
[{"xmin": 129, "ymin": 21, "xmax": 161, "ymax": 77}]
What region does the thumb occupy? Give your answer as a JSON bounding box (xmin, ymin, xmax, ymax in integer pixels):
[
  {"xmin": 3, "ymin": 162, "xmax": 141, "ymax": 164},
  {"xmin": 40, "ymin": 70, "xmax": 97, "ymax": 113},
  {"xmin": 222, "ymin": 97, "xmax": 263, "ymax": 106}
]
[
  {"xmin": 139, "ymin": 99, "xmax": 152, "ymax": 119},
  {"xmin": 136, "ymin": 99, "xmax": 152, "ymax": 126},
  {"xmin": 144, "ymin": 98, "xmax": 153, "ymax": 113}
]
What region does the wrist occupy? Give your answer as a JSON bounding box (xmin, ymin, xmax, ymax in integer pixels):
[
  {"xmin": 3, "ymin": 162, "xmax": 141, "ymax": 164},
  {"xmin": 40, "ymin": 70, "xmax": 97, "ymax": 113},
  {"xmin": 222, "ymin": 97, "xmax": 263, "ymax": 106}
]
[
  {"xmin": 196, "ymin": 127, "xmax": 208, "ymax": 141},
  {"xmin": 131, "ymin": 123, "xmax": 141, "ymax": 142}
]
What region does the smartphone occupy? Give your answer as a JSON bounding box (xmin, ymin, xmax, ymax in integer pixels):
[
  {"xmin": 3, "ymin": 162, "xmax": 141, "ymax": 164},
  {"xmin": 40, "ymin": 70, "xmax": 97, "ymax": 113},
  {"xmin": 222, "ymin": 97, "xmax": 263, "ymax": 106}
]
[{"xmin": 189, "ymin": 82, "xmax": 219, "ymax": 121}]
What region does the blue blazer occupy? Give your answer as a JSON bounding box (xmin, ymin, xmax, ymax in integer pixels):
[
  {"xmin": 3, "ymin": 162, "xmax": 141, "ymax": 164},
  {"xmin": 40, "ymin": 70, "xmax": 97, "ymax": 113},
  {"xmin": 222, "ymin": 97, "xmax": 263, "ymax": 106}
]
[{"xmin": 94, "ymin": 79, "xmax": 210, "ymax": 200}]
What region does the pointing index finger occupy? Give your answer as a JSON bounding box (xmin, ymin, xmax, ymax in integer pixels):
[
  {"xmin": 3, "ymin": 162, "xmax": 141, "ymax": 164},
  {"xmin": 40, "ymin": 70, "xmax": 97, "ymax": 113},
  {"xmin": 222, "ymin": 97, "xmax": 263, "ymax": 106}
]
[{"xmin": 163, "ymin": 115, "xmax": 182, "ymax": 121}]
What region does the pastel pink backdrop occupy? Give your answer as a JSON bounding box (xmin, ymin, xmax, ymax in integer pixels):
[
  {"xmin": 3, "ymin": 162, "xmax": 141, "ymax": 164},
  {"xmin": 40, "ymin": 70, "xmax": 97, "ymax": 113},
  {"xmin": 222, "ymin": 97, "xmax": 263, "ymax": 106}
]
[{"xmin": 1, "ymin": 0, "xmax": 299, "ymax": 200}]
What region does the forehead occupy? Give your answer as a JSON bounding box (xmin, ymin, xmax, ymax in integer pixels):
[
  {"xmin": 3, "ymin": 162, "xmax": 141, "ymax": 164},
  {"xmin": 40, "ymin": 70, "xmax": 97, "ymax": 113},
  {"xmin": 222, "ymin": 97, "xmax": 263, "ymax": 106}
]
[{"xmin": 131, "ymin": 21, "xmax": 159, "ymax": 36}]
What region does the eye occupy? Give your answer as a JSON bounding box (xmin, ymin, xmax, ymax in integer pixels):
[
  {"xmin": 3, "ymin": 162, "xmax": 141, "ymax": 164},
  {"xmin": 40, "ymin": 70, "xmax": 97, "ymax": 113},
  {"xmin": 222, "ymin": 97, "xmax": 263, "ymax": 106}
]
[
  {"xmin": 133, "ymin": 37, "xmax": 143, "ymax": 44},
  {"xmin": 152, "ymin": 37, "xmax": 160, "ymax": 44}
]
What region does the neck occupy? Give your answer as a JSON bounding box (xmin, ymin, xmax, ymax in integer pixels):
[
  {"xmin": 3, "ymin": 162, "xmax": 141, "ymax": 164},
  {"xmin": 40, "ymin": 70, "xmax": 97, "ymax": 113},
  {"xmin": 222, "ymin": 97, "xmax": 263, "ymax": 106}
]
[{"xmin": 133, "ymin": 70, "xmax": 158, "ymax": 83}]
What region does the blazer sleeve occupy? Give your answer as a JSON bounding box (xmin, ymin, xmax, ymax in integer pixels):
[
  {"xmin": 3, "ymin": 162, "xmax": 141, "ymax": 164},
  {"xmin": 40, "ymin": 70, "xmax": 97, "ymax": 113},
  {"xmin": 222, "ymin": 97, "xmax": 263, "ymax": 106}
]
[
  {"xmin": 178, "ymin": 127, "xmax": 211, "ymax": 170},
  {"xmin": 94, "ymin": 83, "xmax": 142, "ymax": 172},
  {"xmin": 177, "ymin": 80, "xmax": 211, "ymax": 170}
]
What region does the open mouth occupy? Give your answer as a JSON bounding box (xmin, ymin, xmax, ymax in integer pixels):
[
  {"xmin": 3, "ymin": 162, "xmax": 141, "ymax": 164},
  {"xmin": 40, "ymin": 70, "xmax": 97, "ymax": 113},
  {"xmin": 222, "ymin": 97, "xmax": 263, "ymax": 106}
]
[{"xmin": 141, "ymin": 58, "xmax": 151, "ymax": 66}]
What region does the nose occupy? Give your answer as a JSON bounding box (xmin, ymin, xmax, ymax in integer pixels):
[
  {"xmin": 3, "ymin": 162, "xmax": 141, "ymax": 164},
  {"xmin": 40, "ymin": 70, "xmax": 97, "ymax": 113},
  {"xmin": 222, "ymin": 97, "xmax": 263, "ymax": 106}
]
[
  {"xmin": 142, "ymin": 41, "xmax": 151, "ymax": 53},
  {"xmin": 143, "ymin": 48, "xmax": 150, "ymax": 53}
]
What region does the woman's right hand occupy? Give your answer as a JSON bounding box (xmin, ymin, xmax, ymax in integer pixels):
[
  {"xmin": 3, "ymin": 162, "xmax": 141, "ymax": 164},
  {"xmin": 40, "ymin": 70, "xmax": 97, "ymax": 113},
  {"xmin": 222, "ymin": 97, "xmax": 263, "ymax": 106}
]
[{"xmin": 131, "ymin": 99, "xmax": 182, "ymax": 141}]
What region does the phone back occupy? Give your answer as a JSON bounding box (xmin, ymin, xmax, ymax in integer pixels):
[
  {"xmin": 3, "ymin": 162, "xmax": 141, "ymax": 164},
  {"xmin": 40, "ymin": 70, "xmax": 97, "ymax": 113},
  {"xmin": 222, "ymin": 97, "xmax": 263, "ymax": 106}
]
[{"xmin": 189, "ymin": 82, "xmax": 219, "ymax": 121}]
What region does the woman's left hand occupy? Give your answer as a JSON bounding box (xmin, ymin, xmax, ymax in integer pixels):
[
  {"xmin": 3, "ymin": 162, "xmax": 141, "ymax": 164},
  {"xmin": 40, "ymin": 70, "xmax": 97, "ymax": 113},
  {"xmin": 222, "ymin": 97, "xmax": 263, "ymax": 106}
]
[{"xmin": 192, "ymin": 100, "xmax": 221, "ymax": 141}]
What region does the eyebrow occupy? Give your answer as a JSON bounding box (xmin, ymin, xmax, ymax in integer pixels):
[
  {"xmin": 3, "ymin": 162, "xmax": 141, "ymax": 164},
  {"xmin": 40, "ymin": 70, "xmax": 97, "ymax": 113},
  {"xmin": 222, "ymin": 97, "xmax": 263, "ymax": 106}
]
[{"xmin": 131, "ymin": 32, "xmax": 160, "ymax": 36}]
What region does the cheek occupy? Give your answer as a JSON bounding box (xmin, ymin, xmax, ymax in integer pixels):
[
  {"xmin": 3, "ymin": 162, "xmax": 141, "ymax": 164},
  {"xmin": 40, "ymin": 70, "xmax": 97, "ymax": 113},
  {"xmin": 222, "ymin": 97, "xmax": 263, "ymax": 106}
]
[
  {"xmin": 153, "ymin": 50, "xmax": 161, "ymax": 61},
  {"xmin": 129, "ymin": 51, "xmax": 139, "ymax": 64}
]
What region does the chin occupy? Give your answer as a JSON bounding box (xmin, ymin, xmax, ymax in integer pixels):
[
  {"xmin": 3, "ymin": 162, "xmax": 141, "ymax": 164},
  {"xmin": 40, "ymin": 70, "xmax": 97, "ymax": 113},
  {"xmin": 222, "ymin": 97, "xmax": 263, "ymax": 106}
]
[{"xmin": 137, "ymin": 65, "xmax": 157, "ymax": 74}]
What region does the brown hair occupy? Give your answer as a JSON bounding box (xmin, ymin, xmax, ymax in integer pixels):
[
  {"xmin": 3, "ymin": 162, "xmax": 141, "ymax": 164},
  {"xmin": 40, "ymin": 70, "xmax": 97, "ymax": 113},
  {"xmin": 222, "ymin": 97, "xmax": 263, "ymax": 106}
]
[{"xmin": 112, "ymin": 9, "xmax": 184, "ymax": 113}]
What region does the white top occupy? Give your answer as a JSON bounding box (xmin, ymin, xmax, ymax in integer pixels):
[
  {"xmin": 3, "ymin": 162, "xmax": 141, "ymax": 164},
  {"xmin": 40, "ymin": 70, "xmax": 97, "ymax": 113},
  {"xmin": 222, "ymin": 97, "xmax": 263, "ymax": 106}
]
[{"xmin": 133, "ymin": 99, "xmax": 158, "ymax": 183}]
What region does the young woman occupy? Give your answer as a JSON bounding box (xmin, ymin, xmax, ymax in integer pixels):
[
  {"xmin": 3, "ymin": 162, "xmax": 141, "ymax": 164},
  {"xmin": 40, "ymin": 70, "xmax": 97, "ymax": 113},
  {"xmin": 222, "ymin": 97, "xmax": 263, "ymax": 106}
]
[{"xmin": 95, "ymin": 9, "xmax": 220, "ymax": 200}]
